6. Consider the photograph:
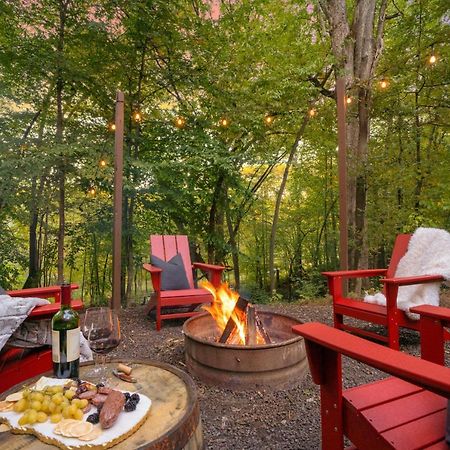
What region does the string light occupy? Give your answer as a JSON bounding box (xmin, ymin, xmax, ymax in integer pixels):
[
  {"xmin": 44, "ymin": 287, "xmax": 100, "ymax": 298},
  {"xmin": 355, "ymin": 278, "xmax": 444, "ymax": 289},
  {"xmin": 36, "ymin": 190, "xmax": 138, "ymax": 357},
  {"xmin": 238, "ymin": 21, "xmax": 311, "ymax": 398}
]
[
  {"xmin": 308, "ymin": 108, "xmax": 317, "ymax": 117},
  {"xmin": 346, "ymin": 96, "xmax": 352, "ymax": 105},
  {"xmin": 379, "ymin": 78, "xmax": 389, "ymax": 89},
  {"xmin": 174, "ymin": 116, "xmax": 186, "ymax": 128},
  {"xmin": 88, "ymin": 187, "xmax": 96, "ymax": 196},
  {"xmin": 109, "ymin": 123, "xmax": 116, "ymax": 131},
  {"xmin": 99, "ymin": 159, "xmax": 107, "ymax": 168},
  {"xmin": 264, "ymin": 115, "xmax": 275, "ymax": 125},
  {"xmin": 133, "ymin": 111, "xmax": 142, "ymax": 122},
  {"xmin": 219, "ymin": 117, "xmax": 230, "ymax": 128},
  {"xmin": 429, "ymin": 54, "xmax": 437, "ymax": 64}
]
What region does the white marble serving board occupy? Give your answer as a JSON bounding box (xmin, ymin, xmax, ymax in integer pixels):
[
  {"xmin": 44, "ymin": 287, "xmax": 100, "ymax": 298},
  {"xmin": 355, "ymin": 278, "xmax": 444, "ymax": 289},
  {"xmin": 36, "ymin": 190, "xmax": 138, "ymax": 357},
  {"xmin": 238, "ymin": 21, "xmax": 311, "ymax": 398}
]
[{"xmin": 0, "ymin": 378, "xmax": 151, "ymax": 449}]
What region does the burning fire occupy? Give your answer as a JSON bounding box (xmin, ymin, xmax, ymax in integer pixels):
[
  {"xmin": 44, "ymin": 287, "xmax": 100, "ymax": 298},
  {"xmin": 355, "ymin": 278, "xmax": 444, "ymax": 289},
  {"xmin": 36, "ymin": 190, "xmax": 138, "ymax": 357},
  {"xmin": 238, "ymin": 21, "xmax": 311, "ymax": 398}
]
[{"xmin": 201, "ymin": 281, "xmax": 265, "ymax": 345}]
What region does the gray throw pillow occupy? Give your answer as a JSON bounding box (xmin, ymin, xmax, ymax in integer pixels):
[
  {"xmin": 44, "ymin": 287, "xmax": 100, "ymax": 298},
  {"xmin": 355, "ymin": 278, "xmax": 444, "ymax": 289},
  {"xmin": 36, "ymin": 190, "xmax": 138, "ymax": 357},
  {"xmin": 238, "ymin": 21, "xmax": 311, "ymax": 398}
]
[
  {"xmin": 0, "ymin": 285, "xmax": 7, "ymax": 295},
  {"xmin": 151, "ymin": 253, "xmax": 190, "ymax": 290}
]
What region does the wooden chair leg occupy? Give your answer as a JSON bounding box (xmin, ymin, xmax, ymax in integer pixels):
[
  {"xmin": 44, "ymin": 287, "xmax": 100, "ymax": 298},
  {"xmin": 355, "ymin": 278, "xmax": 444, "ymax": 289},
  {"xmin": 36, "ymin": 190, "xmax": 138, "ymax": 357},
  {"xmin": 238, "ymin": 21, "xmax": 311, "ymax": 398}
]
[
  {"xmin": 334, "ymin": 311, "xmax": 344, "ymax": 330},
  {"xmin": 156, "ymin": 297, "xmax": 162, "ymax": 331},
  {"xmin": 387, "ymin": 314, "xmax": 400, "ymax": 350}
]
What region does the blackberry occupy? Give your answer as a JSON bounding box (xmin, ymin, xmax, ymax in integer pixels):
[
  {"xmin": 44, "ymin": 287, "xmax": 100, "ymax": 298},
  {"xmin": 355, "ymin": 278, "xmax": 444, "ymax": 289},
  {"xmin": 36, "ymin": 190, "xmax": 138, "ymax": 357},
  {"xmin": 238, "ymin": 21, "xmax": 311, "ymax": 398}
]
[
  {"xmin": 130, "ymin": 393, "xmax": 140, "ymax": 404},
  {"xmin": 124, "ymin": 400, "xmax": 137, "ymax": 412},
  {"xmin": 123, "ymin": 392, "xmax": 131, "ymax": 401},
  {"xmin": 96, "ymin": 383, "xmax": 105, "ymax": 389},
  {"xmin": 87, "ymin": 413, "xmax": 100, "ymax": 424}
]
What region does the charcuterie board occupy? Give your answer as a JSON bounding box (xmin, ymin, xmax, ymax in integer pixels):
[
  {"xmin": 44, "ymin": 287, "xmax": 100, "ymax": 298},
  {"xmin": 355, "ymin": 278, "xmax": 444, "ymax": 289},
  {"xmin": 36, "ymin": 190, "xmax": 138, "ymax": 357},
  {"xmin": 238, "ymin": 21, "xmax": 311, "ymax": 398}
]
[{"xmin": 0, "ymin": 377, "xmax": 152, "ymax": 450}]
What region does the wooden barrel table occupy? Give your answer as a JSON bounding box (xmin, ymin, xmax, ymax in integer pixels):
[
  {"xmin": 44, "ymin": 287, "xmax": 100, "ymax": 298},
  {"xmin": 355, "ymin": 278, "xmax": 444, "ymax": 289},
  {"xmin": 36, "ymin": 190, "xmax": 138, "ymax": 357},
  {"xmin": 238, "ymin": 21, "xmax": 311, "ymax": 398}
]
[{"xmin": 0, "ymin": 360, "xmax": 203, "ymax": 450}]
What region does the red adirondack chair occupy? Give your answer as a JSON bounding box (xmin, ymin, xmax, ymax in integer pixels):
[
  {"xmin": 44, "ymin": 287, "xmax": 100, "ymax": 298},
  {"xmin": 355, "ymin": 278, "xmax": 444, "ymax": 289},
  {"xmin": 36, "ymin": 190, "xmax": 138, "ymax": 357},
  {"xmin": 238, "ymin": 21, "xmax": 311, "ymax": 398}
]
[
  {"xmin": 293, "ymin": 306, "xmax": 450, "ymax": 450},
  {"xmin": 322, "ymin": 233, "xmax": 447, "ymax": 349},
  {"xmin": 143, "ymin": 235, "xmax": 225, "ymax": 331},
  {"xmin": 0, "ymin": 285, "xmax": 83, "ymax": 393}
]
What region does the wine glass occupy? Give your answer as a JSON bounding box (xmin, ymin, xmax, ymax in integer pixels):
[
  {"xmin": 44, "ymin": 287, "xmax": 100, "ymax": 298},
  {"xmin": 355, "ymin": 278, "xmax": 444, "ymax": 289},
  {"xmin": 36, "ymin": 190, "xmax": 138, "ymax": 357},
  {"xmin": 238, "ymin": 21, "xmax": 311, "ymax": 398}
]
[{"xmin": 82, "ymin": 307, "xmax": 121, "ymax": 384}]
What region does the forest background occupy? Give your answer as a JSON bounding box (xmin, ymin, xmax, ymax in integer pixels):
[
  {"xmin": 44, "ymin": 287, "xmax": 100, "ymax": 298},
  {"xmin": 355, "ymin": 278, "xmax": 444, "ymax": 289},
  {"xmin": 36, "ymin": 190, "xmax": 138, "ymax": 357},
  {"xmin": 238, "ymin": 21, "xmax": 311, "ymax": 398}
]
[{"xmin": 0, "ymin": 0, "xmax": 448, "ymax": 306}]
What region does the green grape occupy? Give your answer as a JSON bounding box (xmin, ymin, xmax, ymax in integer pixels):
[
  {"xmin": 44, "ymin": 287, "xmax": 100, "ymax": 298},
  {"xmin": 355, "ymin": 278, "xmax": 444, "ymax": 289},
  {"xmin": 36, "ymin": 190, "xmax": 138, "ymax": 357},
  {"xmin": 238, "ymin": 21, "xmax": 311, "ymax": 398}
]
[
  {"xmin": 22, "ymin": 389, "xmax": 31, "ymax": 399},
  {"xmin": 37, "ymin": 412, "xmax": 47, "ymax": 423},
  {"xmin": 13, "ymin": 399, "xmax": 28, "ymax": 413},
  {"xmin": 73, "ymin": 409, "xmax": 83, "ymax": 420},
  {"xmin": 64, "ymin": 389, "xmax": 75, "ymax": 400},
  {"xmin": 50, "ymin": 413, "xmax": 62, "ymax": 423},
  {"xmin": 52, "ymin": 393, "xmax": 63, "ymax": 405},
  {"xmin": 18, "ymin": 415, "xmax": 29, "ymax": 426},
  {"xmin": 28, "ymin": 410, "xmax": 38, "ymax": 424},
  {"xmin": 30, "ymin": 400, "xmax": 42, "ymax": 411}
]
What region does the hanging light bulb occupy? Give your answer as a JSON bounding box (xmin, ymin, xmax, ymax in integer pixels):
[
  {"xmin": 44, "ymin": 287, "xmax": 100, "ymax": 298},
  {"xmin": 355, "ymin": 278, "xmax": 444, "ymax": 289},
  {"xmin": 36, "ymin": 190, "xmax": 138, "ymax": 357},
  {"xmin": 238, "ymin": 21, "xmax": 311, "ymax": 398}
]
[
  {"xmin": 219, "ymin": 117, "xmax": 230, "ymax": 127},
  {"xmin": 99, "ymin": 159, "xmax": 107, "ymax": 168},
  {"xmin": 429, "ymin": 54, "xmax": 437, "ymax": 64},
  {"xmin": 346, "ymin": 96, "xmax": 352, "ymax": 105},
  {"xmin": 308, "ymin": 108, "xmax": 317, "ymax": 117},
  {"xmin": 133, "ymin": 111, "xmax": 142, "ymax": 122},
  {"xmin": 264, "ymin": 114, "xmax": 274, "ymax": 125},
  {"xmin": 379, "ymin": 78, "xmax": 389, "ymax": 89},
  {"xmin": 174, "ymin": 116, "xmax": 186, "ymax": 128},
  {"xmin": 88, "ymin": 187, "xmax": 96, "ymax": 196},
  {"xmin": 109, "ymin": 123, "xmax": 116, "ymax": 131}
]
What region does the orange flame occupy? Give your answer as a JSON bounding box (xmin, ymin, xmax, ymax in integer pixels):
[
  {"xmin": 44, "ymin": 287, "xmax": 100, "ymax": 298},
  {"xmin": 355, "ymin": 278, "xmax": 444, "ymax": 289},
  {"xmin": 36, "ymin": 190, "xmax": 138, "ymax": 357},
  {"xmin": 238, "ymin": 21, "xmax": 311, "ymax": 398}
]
[{"xmin": 201, "ymin": 281, "xmax": 264, "ymax": 345}]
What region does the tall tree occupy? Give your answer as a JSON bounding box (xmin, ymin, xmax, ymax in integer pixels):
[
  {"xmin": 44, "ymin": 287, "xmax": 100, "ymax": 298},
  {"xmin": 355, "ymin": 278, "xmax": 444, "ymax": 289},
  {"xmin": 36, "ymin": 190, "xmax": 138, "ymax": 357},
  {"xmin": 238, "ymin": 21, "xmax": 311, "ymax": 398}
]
[{"xmin": 318, "ymin": 0, "xmax": 388, "ymax": 272}]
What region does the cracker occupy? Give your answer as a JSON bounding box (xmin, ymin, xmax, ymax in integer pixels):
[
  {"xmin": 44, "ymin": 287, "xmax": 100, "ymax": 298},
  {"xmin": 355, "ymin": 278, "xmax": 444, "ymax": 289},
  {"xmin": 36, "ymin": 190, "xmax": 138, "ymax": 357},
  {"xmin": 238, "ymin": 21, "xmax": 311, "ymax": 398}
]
[
  {"xmin": 5, "ymin": 392, "xmax": 22, "ymax": 402},
  {"xmin": 0, "ymin": 401, "xmax": 14, "ymax": 412},
  {"xmin": 54, "ymin": 419, "xmax": 77, "ymax": 435},
  {"xmin": 78, "ymin": 426, "xmax": 102, "ymax": 441},
  {"xmin": 65, "ymin": 421, "xmax": 93, "ymax": 438}
]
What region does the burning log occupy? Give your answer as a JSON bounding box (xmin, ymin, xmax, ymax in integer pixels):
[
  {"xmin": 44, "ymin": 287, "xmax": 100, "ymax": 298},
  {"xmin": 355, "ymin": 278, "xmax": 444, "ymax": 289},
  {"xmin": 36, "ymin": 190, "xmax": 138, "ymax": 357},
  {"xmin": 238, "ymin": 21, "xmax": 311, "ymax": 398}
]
[
  {"xmin": 245, "ymin": 306, "xmax": 257, "ymax": 345},
  {"xmin": 218, "ymin": 296, "xmax": 271, "ymax": 345},
  {"xmin": 255, "ymin": 312, "xmax": 272, "ymax": 344},
  {"xmin": 219, "ymin": 296, "xmax": 249, "ymax": 343}
]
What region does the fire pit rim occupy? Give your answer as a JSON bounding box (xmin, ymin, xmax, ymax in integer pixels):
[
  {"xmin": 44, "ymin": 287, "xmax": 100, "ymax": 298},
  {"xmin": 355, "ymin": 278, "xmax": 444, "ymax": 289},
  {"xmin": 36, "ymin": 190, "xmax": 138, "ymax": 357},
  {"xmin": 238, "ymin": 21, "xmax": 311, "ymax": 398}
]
[{"xmin": 182, "ymin": 311, "xmax": 304, "ymax": 350}]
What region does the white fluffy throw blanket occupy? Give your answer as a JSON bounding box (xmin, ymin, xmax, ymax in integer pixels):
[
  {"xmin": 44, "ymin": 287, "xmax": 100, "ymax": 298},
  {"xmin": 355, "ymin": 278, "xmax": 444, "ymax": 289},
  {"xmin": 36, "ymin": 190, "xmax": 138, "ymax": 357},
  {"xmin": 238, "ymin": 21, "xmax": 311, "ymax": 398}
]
[{"xmin": 364, "ymin": 227, "xmax": 450, "ymax": 319}]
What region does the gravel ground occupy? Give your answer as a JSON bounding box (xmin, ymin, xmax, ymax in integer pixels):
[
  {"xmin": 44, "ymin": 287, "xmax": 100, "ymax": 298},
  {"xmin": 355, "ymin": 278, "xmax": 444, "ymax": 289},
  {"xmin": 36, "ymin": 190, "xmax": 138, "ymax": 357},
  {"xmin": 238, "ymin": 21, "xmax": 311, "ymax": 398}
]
[{"xmin": 110, "ymin": 295, "xmax": 450, "ymax": 450}]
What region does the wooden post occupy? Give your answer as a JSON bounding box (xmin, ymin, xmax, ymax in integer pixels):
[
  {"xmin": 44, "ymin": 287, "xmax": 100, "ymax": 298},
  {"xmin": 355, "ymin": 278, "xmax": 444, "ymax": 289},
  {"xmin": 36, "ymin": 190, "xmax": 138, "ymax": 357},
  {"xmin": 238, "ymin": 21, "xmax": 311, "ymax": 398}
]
[
  {"xmin": 112, "ymin": 91, "xmax": 124, "ymax": 311},
  {"xmin": 336, "ymin": 78, "xmax": 348, "ymax": 287}
]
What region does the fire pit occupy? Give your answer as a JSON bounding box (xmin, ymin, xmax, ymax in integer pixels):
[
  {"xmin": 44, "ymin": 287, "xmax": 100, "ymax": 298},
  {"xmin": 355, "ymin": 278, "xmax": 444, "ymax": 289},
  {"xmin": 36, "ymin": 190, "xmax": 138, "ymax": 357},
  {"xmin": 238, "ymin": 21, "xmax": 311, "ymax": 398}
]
[{"xmin": 183, "ymin": 286, "xmax": 307, "ymax": 390}]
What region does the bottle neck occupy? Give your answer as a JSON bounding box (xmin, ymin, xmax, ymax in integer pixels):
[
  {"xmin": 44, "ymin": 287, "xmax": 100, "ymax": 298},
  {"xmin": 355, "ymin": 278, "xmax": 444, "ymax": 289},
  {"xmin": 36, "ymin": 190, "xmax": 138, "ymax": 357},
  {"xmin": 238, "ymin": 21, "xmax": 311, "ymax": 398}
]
[{"xmin": 61, "ymin": 283, "xmax": 72, "ymax": 307}]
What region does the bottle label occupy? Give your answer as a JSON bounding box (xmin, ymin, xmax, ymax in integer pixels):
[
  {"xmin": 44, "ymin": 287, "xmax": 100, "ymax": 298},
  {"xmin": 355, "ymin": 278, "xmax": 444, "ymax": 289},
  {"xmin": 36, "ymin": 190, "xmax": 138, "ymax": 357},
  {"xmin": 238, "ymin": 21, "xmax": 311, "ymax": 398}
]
[{"xmin": 52, "ymin": 327, "xmax": 80, "ymax": 363}]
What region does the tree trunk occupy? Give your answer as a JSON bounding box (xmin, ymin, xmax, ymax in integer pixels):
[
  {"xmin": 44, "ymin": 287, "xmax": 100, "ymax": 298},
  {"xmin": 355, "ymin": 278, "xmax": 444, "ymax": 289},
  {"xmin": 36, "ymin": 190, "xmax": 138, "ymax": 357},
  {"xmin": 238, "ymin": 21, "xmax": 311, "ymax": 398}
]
[
  {"xmin": 56, "ymin": 0, "xmax": 68, "ymax": 283},
  {"xmin": 208, "ymin": 172, "xmax": 225, "ymax": 263},
  {"xmin": 268, "ymin": 112, "xmax": 310, "ymax": 293},
  {"xmin": 319, "ymin": 0, "xmax": 387, "ymax": 274}
]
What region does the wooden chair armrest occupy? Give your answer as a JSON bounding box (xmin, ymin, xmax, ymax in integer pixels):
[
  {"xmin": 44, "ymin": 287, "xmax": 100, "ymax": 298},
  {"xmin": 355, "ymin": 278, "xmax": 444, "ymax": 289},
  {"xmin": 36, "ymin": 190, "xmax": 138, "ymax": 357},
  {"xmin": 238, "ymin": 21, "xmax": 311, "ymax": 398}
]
[
  {"xmin": 7, "ymin": 284, "xmax": 78, "ymax": 300},
  {"xmin": 143, "ymin": 263, "xmax": 162, "ymax": 274},
  {"xmin": 322, "ymin": 268, "xmax": 387, "ymax": 279},
  {"xmin": 192, "ymin": 262, "xmax": 225, "ymax": 272},
  {"xmin": 381, "ymin": 274, "xmax": 444, "ymax": 286},
  {"xmin": 192, "ymin": 263, "xmax": 224, "ymax": 287},
  {"xmin": 292, "ymin": 322, "xmax": 450, "ymax": 398},
  {"xmin": 410, "ymin": 304, "xmax": 450, "ymax": 322},
  {"xmin": 408, "ymin": 305, "xmax": 450, "ymax": 364},
  {"xmin": 143, "ymin": 263, "xmax": 162, "ymax": 292}
]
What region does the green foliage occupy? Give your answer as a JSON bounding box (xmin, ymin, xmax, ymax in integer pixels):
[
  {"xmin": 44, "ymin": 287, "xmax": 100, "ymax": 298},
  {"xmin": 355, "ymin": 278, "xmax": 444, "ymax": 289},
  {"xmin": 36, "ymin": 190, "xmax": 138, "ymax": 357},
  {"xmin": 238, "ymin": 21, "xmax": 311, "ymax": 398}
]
[{"xmin": 0, "ymin": 0, "xmax": 448, "ymax": 305}]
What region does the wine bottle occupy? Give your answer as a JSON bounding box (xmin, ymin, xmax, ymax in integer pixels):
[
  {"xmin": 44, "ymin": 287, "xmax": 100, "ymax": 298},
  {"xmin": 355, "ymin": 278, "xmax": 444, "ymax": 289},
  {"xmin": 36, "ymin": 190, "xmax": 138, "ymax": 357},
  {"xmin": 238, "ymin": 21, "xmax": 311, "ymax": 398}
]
[{"xmin": 52, "ymin": 282, "xmax": 80, "ymax": 378}]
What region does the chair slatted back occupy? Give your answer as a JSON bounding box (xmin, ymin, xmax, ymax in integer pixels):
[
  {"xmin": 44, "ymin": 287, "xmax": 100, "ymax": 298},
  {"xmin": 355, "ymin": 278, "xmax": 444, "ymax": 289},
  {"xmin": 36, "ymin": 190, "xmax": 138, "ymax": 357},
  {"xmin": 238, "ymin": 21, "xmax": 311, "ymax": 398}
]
[
  {"xmin": 150, "ymin": 235, "xmax": 194, "ymax": 288},
  {"xmin": 386, "ymin": 233, "xmax": 412, "ymax": 279}
]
